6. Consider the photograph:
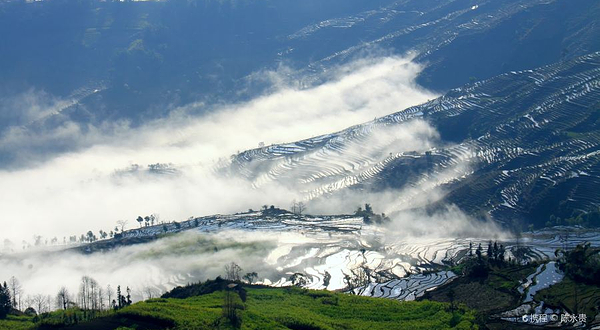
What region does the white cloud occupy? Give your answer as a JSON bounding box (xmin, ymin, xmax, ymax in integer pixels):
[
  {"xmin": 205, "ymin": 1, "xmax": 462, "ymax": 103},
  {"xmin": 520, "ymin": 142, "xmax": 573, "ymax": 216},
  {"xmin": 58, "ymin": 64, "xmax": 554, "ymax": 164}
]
[
  {"xmin": 0, "ymin": 230, "xmax": 285, "ymax": 301},
  {"xmin": 0, "ymin": 55, "xmax": 438, "ymax": 244}
]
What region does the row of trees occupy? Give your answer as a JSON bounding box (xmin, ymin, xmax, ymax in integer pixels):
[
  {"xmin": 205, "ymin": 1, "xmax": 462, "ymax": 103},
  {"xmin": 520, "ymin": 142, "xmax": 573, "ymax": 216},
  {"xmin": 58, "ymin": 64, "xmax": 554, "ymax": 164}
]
[
  {"xmin": 7, "ymin": 202, "xmax": 397, "ymax": 252},
  {"xmin": 224, "ymin": 262, "xmax": 259, "ymax": 285},
  {"xmin": 0, "ymin": 275, "xmax": 143, "ymax": 321},
  {"xmin": 468, "ymin": 241, "xmax": 507, "ymax": 265},
  {"xmin": 462, "ymin": 240, "xmax": 509, "ymax": 278},
  {"xmin": 136, "ymin": 214, "xmax": 158, "ymax": 228},
  {"xmin": 355, "ymin": 204, "xmax": 391, "ymax": 225},
  {"xmin": 0, "ymin": 277, "xmax": 54, "ymax": 319},
  {"xmin": 290, "ymin": 200, "xmax": 306, "ymax": 215},
  {"xmin": 3, "ymin": 214, "xmax": 163, "ymax": 251},
  {"xmin": 555, "ymin": 242, "xmax": 600, "ymax": 285}
]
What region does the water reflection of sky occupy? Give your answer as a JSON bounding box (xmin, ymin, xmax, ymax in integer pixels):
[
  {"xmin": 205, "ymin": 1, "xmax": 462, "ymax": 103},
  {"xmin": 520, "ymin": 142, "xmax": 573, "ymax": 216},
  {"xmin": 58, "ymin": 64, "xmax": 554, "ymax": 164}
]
[{"xmin": 523, "ymin": 261, "xmax": 563, "ymax": 303}]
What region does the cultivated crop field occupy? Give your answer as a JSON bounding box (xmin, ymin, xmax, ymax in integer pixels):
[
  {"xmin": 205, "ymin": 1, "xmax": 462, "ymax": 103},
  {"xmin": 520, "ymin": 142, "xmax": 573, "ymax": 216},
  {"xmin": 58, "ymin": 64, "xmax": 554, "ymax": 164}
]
[{"xmin": 0, "ymin": 286, "xmax": 478, "ymax": 330}]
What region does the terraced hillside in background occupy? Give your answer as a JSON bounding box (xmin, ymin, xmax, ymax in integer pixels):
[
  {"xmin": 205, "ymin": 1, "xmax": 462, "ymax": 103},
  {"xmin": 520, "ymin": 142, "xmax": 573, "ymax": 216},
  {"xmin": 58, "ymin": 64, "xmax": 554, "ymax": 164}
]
[
  {"xmin": 286, "ymin": 0, "xmax": 600, "ymax": 91},
  {"xmin": 226, "ymin": 52, "xmax": 600, "ymax": 228},
  {"xmin": 2, "ymin": 0, "xmax": 599, "ymax": 142}
]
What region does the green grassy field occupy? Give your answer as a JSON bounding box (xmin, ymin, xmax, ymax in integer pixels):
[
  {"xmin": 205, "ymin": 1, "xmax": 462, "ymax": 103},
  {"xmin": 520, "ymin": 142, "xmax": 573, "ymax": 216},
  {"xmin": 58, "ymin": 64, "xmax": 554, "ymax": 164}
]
[
  {"xmin": 0, "ymin": 286, "xmax": 478, "ymax": 330},
  {"xmin": 120, "ymin": 287, "xmax": 478, "ymax": 330},
  {"xmin": 0, "ymin": 315, "xmax": 36, "ymax": 330}
]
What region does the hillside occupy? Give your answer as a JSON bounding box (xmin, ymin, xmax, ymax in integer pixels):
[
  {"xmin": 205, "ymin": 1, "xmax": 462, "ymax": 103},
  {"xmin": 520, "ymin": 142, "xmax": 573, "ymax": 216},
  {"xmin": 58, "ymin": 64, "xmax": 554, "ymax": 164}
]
[
  {"xmin": 226, "ymin": 52, "xmax": 600, "ymax": 228},
  {"xmin": 0, "ymin": 282, "xmax": 478, "ymax": 330},
  {"xmin": 2, "ymin": 0, "xmax": 599, "ymax": 167}
]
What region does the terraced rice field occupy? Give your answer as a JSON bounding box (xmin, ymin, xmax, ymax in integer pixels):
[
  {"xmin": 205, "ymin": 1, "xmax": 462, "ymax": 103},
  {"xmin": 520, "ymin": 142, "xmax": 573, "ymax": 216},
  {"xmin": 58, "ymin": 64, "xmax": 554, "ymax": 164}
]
[
  {"xmin": 224, "ymin": 52, "xmax": 600, "ymax": 227},
  {"xmin": 116, "ymin": 211, "xmax": 600, "ymax": 303}
]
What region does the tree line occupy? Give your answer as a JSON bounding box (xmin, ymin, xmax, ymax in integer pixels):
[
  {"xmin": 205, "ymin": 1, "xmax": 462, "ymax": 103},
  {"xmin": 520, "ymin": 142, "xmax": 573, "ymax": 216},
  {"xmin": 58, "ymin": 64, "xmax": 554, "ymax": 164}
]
[
  {"xmin": 0, "ymin": 275, "xmax": 145, "ymax": 322},
  {"xmin": 355, "ymin": 204, "xmax": 391, "ymax": 225}
]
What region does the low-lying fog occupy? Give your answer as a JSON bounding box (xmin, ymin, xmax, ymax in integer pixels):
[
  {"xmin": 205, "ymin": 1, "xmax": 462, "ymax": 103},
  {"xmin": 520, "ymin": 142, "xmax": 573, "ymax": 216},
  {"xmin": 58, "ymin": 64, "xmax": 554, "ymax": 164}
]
[
  {"xmin": 0, "ymin": 54, "xmax": 437, "ymax": 244},
  {"xmin": 0, "ymin": 222, "xmax": 510, "ymax": 303},
  {"xmin": 0, "ymin": 53, "xmax": 516, "ymax": 306}
]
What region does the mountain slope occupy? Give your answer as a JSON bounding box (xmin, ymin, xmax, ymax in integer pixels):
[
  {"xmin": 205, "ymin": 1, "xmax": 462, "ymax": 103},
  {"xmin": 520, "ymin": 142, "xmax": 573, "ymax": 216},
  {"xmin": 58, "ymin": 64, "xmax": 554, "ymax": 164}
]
[
  {"xmin": 226, "ymin": 52, "xmax": 600, "ymax": 227},
  {"xmin": 2, "ymin": 0, "xmax": 599, "ymax": 127}
]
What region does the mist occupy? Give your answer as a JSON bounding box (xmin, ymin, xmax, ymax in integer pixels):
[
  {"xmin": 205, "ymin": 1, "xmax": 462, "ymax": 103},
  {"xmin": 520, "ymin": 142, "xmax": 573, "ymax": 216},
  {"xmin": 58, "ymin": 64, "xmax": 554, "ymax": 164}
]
[
  {"xmin": 0, "ymin": 230, "xmax": 292, "ymax": 301},
  {"xmin": 0, "ymin": 55, "xmax": 440, "ymax": 244}
]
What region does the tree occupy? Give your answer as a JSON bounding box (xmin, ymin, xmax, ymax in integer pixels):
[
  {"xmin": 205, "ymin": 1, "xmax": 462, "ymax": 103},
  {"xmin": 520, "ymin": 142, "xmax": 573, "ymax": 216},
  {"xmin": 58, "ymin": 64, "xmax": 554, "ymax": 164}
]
[
  {"xmin": 86, "ymin": 231, "xmax": 95, "ymax": 243},
  {"xmin": 291, "ymin": 201, "xmax": 307, "ymax": 215},
  {"xmin": 513, "ymin": 219, "xmax": 523, "ymax": 247},
  {"xmin": 291, "ymin": 200, "xmax": 298, "ymax": 214},
  {"xmin": 556, "ymin": 242, "xmax": 600, "ymax": 285},
  {"xmin": 0, "ymin": 282, "xmax": 11, "ymax": 319},
  {"xmin": 116, "ymin": 286, "xmax": 123, "ymax": 309},
  {"xmin": 116, "ymin": 220, "xmax": 128, "ymax": 232},
  {"xmin": 225, "ymin": 262, "xmax": 242, "ymax": 282},
  {"xmin": 31, "ymin": 294, "xmax": 48, "ymax": 315},
  {"xmin": 447, "ymin": 288, "xmax": 456, "ymax": 311},
  {"xmin": 55, "ymin": 287, "xmax": 70, "ymax": 310},
  {"xmin": 297, "ymin": 202, "xmax": 306, "ymax": 215},
  {"xmin": 289, "ymin": 273, "xmax": 307, "ymax": 287},
  {"xmin": 144, "ymin": 216, "xmax": 150, "ymax": 227},
  {"xmin": 143, "ymin": 287, "xmax": 159, "ymax": 300},
  {"xmin": 79, "ymin": 276, "xmax": 101, "ymax": 310},
  {"xmin": 342, "ymin": 266, "xmax": 371, "ymax": 294},
  {"xmin": 323, "ymin": 271, "xmax": 331, "ymax": 289},
  {"xmin": 354, "ymin": 204, "xmax": 389, "ymax": 224},
  {"xmin": 8, "ymin": 276, "xmax": 22, "ymax": 311},
  {"xmin": 136, "ymin": 216, "xmax": 144, "ymax": 228},
  {"xmin": 498, "ymin": 244, "xmax": 506, "ymax": 264},
  {"xmin": 242, "ymin": 272, "xmax": 258, "ymax": 284},
  {"xmin": 106, "ymin": 285, "xmax": 113, "ymax": 310},
  {"xmin": 114, "ymin": 285, "xmax": 131, "ymax": 309},
  {"xmin": 222, "ymin": 284, "xmax": 242, "ymax": 328},
  {"xmin": 343, "ymin": 273, "xmax": 355, "ymax": 293},
  {"xmin": 355, "ymin": 205, "xmax": 371, "ymax": 223},
  {"xmin": 98, "ymin": 286, "xmax": 104, "ymax": 310},
  {"xmin": 126, "ymin": 287, "xmax": 132, "ymax": 306}
]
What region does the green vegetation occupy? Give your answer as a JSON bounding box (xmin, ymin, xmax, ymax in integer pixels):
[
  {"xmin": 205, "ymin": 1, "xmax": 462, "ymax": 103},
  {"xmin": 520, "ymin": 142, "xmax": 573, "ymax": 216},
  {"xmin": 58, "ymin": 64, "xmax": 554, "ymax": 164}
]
[
  {"xmin": 427, "ymin": 245, "xmax": 542, "ymax": 329},
  {"xmin": 122, "ymin": 286, "xmax": 478, "ymax": 330},
  {"xmin": 0, "ymin": 315, "xmax": 35, "ymax": 330},
  {"xmin": 556, "ymin": 209, "xmax": 600, "ymax": 228},
  {"xmin": 425, "ymin": 263, "xmax": 539, "ymax": 315},
  {"xmin": 0, "ymin": 282, "xmax": 10, "ymax": 319},
  {"xmin": 35, "ymin": 308, "xmax": 117, "ymax": 328},
  {"xmin": 556, "ymin": 242, "xmax": 600, "ymax": 285},
  {"xmin": 535, "ymin": 277, "xmax": 600, "ymax": 321},
  {"xmin": 533, "ymin": 242, "xmax": 600, "ymax": 321},
  {"xmin": 0, "ymin": 283, "xmax": 478, "ymax": 330}
]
